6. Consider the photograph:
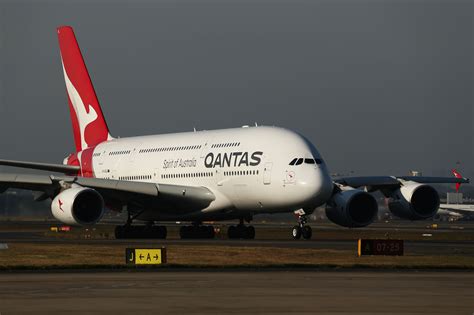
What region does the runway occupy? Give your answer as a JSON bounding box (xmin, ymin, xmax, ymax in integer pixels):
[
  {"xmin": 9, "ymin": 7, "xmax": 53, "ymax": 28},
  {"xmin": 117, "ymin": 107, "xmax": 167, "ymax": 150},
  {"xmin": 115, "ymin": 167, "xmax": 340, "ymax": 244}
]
[
  {"xmin": 1, "ymin": 222, "xmax": 474, "ymax": 256},
  {"xmin": 2, "ymin": 232, "xmax": 473, "ymax": 256},
  {"xmin": 0, "ymin": 271, "xmax": 472, "ymax": 314},
  {"xmin": 0, "ymin": 221, "xmax": 473, "ymax": 313}
]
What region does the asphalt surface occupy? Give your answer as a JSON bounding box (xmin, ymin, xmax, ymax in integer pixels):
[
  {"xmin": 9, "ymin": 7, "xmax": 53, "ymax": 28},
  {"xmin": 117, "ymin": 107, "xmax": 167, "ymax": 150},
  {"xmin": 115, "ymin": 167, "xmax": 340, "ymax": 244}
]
[
  {"xmin": 0, "ymin": 222, "xmax": 474, "ymax": 256},
  {"xmin": 1, "ymin": 229, "xmax": 473, "ymax": 256},
  {"xmin": 0, "ymin": 271, "xmax": 472, "ymax": 314}
]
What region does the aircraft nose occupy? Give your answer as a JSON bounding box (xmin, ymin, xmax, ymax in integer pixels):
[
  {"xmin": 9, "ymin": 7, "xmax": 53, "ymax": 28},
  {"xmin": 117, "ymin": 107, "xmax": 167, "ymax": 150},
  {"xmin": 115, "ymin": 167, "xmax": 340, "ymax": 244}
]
[{"xmin": 296, "ymin": 167, "xmax": 333, "ymax": 207}]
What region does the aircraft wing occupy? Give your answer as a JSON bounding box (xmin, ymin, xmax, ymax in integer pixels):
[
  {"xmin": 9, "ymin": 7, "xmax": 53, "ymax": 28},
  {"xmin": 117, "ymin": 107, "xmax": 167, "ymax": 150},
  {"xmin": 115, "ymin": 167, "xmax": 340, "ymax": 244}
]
[
  {"xmin": 0, "ymin": 173, "xmax": 215, "ymax": 216},
  {"xmin": 335, "ymin": 175, "xmax": 469, "ymax": 192},
  {"xmin": 438, "ymin": 204, "xmax": 474, "ymax": 214},
  {"xmin": 0, "ymin": 159, "xmax": 80, "ymax": 174}
]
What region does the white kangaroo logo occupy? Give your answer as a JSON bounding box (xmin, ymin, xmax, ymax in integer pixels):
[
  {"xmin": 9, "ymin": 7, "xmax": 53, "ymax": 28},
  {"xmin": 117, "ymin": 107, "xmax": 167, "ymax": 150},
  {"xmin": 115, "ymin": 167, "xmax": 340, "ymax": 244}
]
[{"xmin": 62, "ymin": 60, "xmax": 98, "ymax": 150}]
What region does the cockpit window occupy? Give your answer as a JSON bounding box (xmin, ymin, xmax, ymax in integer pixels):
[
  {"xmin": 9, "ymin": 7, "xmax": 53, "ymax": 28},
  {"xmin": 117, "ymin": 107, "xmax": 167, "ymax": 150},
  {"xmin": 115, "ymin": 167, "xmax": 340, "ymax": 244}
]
[{"xmin": 290, "ymin": 157, "xmax": 323, "ymax": 166}]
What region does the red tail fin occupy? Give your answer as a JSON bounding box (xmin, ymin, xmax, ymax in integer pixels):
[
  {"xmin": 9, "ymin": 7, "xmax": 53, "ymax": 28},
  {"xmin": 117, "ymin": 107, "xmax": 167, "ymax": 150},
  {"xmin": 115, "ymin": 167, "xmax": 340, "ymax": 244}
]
[
  {"xmin": 452, "ymin": 169, "xmax": 462, "ymax": 192},
  {"xmin": 57, "ymin": 26, "xmax": 112, "ymax": 152}
]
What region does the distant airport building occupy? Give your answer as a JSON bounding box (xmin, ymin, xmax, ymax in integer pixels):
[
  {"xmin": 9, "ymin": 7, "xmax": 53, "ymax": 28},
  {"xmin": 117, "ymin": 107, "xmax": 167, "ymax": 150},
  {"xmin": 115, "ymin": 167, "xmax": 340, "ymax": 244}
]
[
  {"xmin": 410, "ymin": 170, "xmax": 422, "ymax": 177},
  {"xmin": 447, "ymin": 192, "xmax": 463, "ymax": 204}
]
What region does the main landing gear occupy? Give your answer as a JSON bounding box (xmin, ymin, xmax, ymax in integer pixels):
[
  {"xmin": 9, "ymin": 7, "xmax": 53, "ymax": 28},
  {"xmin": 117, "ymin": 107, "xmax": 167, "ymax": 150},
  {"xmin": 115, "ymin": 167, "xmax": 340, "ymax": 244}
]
[
  {"xmin": 292, "ymin": 211, "xmax": 312, "ymax": 240},
  {"xmin": 115, "ymin": 223, "xmax": 167, "ymax": 239},
  {"xmin": 228, "ymin": 218, "xmax": 255, "ymax": 239},
  {"xmin": 115, "ymin": 211, "xmax": 167, "ymax": 239},
  {"xmin": 179, "ymin": 223, "xmax": 215, "ymax": 239}
]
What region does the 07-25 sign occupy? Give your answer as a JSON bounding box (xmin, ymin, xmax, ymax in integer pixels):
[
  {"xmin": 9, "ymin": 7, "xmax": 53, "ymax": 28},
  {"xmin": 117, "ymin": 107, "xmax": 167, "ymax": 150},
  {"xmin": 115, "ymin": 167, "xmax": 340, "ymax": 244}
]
[{"xmin": 358, "ymin": 239, "xmax": 403, "ymax": 256}]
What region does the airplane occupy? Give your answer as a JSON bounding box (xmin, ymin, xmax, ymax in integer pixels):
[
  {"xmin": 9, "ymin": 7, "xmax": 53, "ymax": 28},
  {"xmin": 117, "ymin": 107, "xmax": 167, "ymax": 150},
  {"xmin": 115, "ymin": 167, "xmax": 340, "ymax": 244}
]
[
  {"xmin": 0, "ymin": 26, "xmax": 469, "ymax": 240},
  {"xmin": 437, "ymin": 170, "xmax": 474, "ymax": 219}
]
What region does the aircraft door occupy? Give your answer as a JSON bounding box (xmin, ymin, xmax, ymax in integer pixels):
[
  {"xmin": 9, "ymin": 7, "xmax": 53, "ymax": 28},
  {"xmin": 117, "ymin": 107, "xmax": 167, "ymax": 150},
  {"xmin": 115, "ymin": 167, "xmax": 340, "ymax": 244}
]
[
  {"xmin": 200, "ymin": 142, "xmax": 208, "ymax": 159},
  {"xmin": 129, "ymin": 148, "xmax": 138, "ymax": 163},
  {"xmin": 153, "ymin": 168, "xmax": 160, "ymax": 181},
  {"xmin": 263, "ymin": 162, "xmax": 273, "ymax": 185},
  {"xmin": 215, "ymin": 169, "xmax": 224, "ymax": 186},
  {"xmin": 97, "ymin": 149, "xmax": 114, "ymax": 179}
]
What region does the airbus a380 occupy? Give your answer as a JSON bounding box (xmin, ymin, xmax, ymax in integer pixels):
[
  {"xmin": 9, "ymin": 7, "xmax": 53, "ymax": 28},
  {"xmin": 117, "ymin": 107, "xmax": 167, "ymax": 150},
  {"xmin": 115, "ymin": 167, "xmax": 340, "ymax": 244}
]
[
  {"xmin": 437, "ymin": 170, "xmax": 474, "ymax": 219},
  {"xmin": 0, "ymin": 26, "xmax": 469, "ymax": 239}
]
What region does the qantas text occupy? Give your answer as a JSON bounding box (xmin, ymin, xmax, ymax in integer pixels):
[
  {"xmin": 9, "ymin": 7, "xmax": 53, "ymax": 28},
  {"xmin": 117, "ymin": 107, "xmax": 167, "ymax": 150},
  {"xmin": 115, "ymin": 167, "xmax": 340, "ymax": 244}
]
[{"xmin": 204, "ymin": 151, "xmax": 263, "ymax": 168}]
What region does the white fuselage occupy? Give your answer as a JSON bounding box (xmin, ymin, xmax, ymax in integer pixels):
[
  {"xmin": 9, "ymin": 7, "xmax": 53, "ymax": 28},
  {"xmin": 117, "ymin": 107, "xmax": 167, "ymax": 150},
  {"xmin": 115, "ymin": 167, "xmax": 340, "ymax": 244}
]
[{"xmin": 83, "ymin": 126, "xmax": 333, "ymax": 221}]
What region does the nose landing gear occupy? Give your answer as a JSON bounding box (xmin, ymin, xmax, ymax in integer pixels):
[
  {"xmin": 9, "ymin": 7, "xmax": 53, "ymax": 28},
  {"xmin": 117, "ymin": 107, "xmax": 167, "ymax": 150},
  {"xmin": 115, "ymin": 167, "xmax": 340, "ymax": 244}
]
[{"xmin": 292, "ymin": 210, "xmax": 312, "ymax": 240}]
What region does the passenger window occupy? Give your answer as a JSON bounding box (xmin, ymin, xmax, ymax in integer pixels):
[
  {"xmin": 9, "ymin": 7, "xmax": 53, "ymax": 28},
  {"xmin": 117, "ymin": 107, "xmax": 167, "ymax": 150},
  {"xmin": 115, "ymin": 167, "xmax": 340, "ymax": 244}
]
[
  {"xmin": 289, "ymin": 158, "xmax": 297, "ymax": 165},
  {"xmin": 296, "ymin": 158, "xmax": 303, "ymax": 165}
]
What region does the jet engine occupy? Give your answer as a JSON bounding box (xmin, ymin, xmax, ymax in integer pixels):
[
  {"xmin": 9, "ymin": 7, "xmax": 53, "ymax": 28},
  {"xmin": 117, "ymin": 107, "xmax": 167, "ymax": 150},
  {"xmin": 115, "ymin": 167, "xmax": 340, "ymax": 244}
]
[
  {"xmin": 51, "ymin": 186, "xmax": 104, "ymax": 225},
  {"xmin": 325, "ymin": 189, "xmax": 378, "ymax": 227},
  {"xmin": 387, "ymin": 181, "xmax": 439, "ymax": 220}
]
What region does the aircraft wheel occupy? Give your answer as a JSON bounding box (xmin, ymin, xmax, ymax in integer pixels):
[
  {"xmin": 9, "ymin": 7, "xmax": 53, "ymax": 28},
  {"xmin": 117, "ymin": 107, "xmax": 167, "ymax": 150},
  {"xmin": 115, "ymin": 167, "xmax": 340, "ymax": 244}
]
[
  {"xmin": 228, "ymin": 225, "xmax": 237, "ymax": 239},
  {"xmin": 245, "ymin": 226, "xmax": 255, "ymax": 239},
  {"xmin": 302, "ymin": 226, "xmax": 312, "ymax": 240},
  {"xmin": 292, "ymin": 226, "xmax": 302, "ymax": 240},
  {"xmin": 180, "ymin": 225, "xmax": 214, "ymax": 239},
  {"xmin": 205, "ymin": 226, "xmax": 215, "ymax": 239},
  {"xmin": 115, "ymin": 225, "xmax": 139, "ymax": 238},
  {"xmin": 152, "ymin": 226, "xmax": 167, "ymax": 239},
  {"xmin": 115, "ymin": 226, "xmax": 124, "ymax": 239},
  {"xmin": 180, "ymin": 226, "xmax": 190, "ymax": 239},
  {"xmin": 228, "ymin": 225, "xmax": 254, "ymax": 239}
]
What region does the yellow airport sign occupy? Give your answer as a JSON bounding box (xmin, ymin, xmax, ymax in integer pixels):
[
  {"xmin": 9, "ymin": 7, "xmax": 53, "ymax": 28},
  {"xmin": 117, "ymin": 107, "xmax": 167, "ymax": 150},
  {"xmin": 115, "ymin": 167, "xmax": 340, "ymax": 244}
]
[{"xmin": 126, "ymin": 248, "xmax": 167, "ymax": 265}]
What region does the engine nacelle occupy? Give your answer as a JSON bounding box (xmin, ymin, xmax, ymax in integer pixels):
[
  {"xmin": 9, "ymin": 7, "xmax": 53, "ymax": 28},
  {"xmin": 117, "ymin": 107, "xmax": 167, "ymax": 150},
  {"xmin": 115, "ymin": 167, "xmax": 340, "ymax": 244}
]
[
  {"xmin": 51, "ymin": 187, "xmax": 104, "ymax": 225},
  {"xmin": 325, "ymin": 189, "xmax": 378, "ymax": 227},
  {"xmin": 387, "ymin": 182, "xmax": 439, "ymax": 220}
]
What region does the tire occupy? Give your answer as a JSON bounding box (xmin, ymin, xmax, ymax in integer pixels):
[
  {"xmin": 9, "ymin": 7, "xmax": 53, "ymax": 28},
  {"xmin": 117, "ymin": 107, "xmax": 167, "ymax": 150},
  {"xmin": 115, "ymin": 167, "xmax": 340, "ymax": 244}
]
[
  {"xmin": 292, "ymin": 226, "xmax": 302, "ymax": 240},
  {"xmin": 130, "ymin": 226, "xmax": 145, "ymax": 238},
  {"xmin": 153, "ymin": 226, "xmax": 167, "ymax": 239},
  {"xmin": 206, "ymin": 226, "xmax": 215, "ymax": 239},
  {"xmin": 196, "ymin": 226, "xmax": 206, "ymax": 239},
  {"xmin": 114, "ymin": 226, "xmax": 124, "ymax": 239},
  {"xmin": 235, "ymin": 225, "xmax": 246, "ymax": 239},
  {"xmin": 179, "ymin": 226, "xmax": 189, "ymax": 239},
  {"xmin": 301, "ymin": 226, "xmax": 312, "ymax": 240},
  {"xmin": 245, "ymin": 226, "xmax": 255, "ymax": 239},
  {"xmin": 228, "ymin": 225, "xmax": 237, "ymax": 239}
]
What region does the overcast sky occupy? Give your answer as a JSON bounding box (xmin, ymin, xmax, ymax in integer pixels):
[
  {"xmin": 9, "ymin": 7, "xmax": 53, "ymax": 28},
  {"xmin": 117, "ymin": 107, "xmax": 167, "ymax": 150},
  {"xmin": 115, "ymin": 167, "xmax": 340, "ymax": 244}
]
[{"xmin": 0, "ymin": 0, "xmax": 472, "ymax": 180}]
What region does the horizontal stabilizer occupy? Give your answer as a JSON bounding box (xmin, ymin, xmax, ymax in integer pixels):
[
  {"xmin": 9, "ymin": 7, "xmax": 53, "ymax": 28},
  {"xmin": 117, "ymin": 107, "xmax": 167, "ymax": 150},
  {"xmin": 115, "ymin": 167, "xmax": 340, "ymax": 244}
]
[{"xmin": 0, "ymin": 159, "xmax": 80, "ymax": 174}]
